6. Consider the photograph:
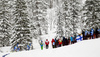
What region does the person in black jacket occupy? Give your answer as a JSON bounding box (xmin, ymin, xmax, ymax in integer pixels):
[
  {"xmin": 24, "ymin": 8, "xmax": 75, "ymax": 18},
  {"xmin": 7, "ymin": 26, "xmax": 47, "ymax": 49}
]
[
  {"xmin": 55, "ymin": 38, "xmax": 59, "ymax": 48},
  {"xmin": 68, "ymin": 37, "xmax": 70, "ymax": 45},
  {"xmin": 95, "ymin": 27, "xmax": 98, "ymax": 38},
  {"xmin": 55, "ymin": 38, "xmax": 57, "ymax": 48},
  {"xmin": 82, "ymin": 30, "xmax": 85, "ymax": 40},
  {"xmin": 62, "ymin": 37, "xmax": 66, "ymax": 46},
  {"xmin": 73, "ymin": 35, "xmax": 77, "ymax": 43},
  {"xmin": 65, "ymin": 38, "xmax": 68, "ymax": 45}
]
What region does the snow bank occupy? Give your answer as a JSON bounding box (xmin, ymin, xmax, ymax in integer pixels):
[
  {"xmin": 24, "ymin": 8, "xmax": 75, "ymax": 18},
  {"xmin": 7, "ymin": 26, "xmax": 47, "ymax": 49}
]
[
  {"xmin": 6, "ymin": 38, "xmax": 100, "ymax": 57},
  {"xmin": 0, "ymin": 46, "xmax": 11, "ymax": 53}
]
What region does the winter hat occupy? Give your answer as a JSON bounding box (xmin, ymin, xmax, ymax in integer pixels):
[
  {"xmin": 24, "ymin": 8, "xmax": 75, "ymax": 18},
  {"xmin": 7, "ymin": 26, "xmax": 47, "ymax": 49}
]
[
  {"xmin": 41, "ymin": 40, "xmax": 43, "ymax": 42},
  {"xmin": 59, "ymin": 38, "xmax": 61, "ymax": 40},
  {"xmin": 46, "ymin": 39, "xmax": 48, "ymax": 41}
]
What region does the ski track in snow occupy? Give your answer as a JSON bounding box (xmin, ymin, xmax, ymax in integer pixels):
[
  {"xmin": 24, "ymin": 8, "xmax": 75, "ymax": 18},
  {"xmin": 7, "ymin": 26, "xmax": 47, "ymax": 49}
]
[{"xmin": 2, "ymin": 53, "xmax": 10, "ymax": 57}]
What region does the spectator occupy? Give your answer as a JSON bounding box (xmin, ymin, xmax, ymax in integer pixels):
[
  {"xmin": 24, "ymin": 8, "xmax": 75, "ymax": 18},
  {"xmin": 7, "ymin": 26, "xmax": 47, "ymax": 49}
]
[
  {"xmin": 45, "ymin": 39, "xmax": 49, "ymax": 49},
  {"xmin": 51, "ymin": 39, "xmax": 55, "ymax": 48},
  {"xmin": 58, "ymin": 38, "xmax": 62, "ymax": 47},
  {"xmin": 40, "ymin": 40, "xmax": 43, "ymax": 50},
  {"xmin": 70, "ymin": 35, "xmax": 74, "ymax": 44}
]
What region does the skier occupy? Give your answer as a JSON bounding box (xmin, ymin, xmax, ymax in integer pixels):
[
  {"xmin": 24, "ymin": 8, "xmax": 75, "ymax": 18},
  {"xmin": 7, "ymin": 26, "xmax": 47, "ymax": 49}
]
[
  {"xmin": 90, "ymin": 28, "xmax": 94, "ymax": 39},
  {"xmin": 17, "ymin": 43, "xmax": 19, "ymax": 47},
  {"xmin": 45, "ymin": 39, "xmax": 49, "ymax": 49},
  {"xmin": 58, "ymin": 38, "xmax": 62, "ymax": 47},
  {"xmin": 27, "ymin": 44, "xmax": 30, "ymax": 50},
  {"xmin": 14, "ymin": 46, "xmax": 17, "ymax": 52},
  {"xmin": 29, "ymin": 43, "xmax": 32, "ymax": 50},
  {"xmin": 70, "ymin": 35, "xmax": 74, "ymax": 44},
  {"xmin": 40, "ymin": 40, "xmax": 43, "ymax": 50},
  {"xmin": 17, "ymin": 47, "xmax": 20, "ymax": 51},
  {"xmin": 15, "ymin": 43, "xmax": 20, "ymax": 51},
  {"xmin": 51, "ymin": 39, "xmax": 55, "ymax": 48}
]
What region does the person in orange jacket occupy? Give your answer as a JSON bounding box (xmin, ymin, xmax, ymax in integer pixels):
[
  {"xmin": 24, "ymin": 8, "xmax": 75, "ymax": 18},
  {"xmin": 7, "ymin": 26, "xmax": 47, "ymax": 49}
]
[
  {"xmin": 45, "ymin": 39, "xmax": 49, "ymax": 49},
  {"xmin": 58, "ymin": 38, "xmax": 62, "ymax": 47}
]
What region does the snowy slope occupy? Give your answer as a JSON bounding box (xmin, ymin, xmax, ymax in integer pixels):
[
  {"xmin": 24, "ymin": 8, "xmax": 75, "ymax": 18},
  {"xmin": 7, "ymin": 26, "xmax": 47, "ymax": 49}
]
[
  {"xmin": 4, "ymin": 38, "xmax": 100, "ymax": 57},
  {"xmin": 0, "ymin": 46, "xmax": 11, "ymax": 53}
]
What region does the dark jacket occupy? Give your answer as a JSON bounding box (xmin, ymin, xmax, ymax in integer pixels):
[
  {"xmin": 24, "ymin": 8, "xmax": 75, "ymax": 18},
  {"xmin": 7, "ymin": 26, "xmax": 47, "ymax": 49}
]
[{"xmin": 95, "ymin": 28, "xmax": 98, "ymax": 34}]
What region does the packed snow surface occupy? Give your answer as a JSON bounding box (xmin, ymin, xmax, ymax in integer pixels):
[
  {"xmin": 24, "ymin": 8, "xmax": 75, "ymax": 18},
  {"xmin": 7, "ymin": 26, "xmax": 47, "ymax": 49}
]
[{"xmin": 2, "ymin": 38, "xmax": 100, "ymax": 57}]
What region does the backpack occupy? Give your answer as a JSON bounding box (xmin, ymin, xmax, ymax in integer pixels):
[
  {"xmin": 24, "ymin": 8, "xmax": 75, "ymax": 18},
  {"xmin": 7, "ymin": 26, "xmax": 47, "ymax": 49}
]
[{"xmin": 53, "ymin": 42, "xmax": 55, "ymax": 45}]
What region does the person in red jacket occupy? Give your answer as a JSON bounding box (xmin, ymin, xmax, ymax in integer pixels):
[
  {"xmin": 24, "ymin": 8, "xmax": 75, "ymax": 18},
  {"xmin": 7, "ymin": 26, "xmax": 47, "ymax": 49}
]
[
  {"xmin": 58, "ymin": 38, "xmax": 62, "ymax": 47},
  {"xmin": 45, "ymin": 39, "xmax": 49, "ymax": 49},
  {"xmin": 51, "ymin": 38, "xmax": 55, "ymax": 48}
]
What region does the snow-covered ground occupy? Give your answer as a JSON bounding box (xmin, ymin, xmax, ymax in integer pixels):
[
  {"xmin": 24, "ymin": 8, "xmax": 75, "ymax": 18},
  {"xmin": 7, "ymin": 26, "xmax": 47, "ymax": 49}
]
[
  {"xmin": 0, "ymin": 46, "xmax": 11, "ymax": 53},
  {"xmin": 0, "ymin": 38, "xmax": 100, "ymax": 57}
]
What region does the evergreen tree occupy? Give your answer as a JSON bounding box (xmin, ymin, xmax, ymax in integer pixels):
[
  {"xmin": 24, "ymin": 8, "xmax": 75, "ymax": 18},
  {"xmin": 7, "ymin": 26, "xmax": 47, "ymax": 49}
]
[
  {"xmin": 0, "ymin": 0, "xmax": 11, "ymax": 47},
  {"xmin": 63, "ymin": 0, "xmax": 81, "ymax": 37},
  {"xmin": 31, "ymin": 0, "xmax": 48, "ymax": 38},
  {"xmin": 56, "ymin": 11, "xmax": 64, "ymax": 37},
  {"xmin": 56, "ymin": 0, "xmax": 64, "ymax": 38},
  {"xmin": 11, "ymin": 0, "xmax": 32, "ymax": 51},
  {"xmin": 82, "ymin": 0, "xmax": 100, "ymax": 30},
  {"xmin": 63, "ymin": 1, "xmax": 73, "ymax": 37}
]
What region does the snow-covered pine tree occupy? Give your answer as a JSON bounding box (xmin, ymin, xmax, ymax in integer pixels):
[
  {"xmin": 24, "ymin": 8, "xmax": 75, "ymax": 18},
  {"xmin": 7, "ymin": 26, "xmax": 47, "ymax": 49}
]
[
  {"xmin": 56, "ymin": 0, "xmax": 65, "ymax": 38},
  {"xmin": 56, "ymin": 11, "xmax": 64, "ymax": 38},
  {"xmin": 63, "ymin": 0, "xmax": 81, "ymax": 37},
  {"xmin": 31, "ymin": 0, "xmax": 48, "ymax": 37},
  {"xmin": 0, "ymin": 0, "xmax": 11, "ymax": 47},
  {"xmin": 62, "ymin": 1, "xmax": 73, "ymax": 37},
  {"xmin": 82, "ymin": 0, "xmax": 100, "ymax": 30},
  {"xmin": 11, "ymin": 0, "xmax": 32, "ymax": 51}
]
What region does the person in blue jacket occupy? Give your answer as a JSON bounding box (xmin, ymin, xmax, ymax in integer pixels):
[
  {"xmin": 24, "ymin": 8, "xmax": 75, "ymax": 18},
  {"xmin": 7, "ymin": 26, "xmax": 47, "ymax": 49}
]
[
  {"xmin": 14, "ymin": 46, "xmax": 17, "ymax": 52},
  {"xmin": 14, "ymin": 43, "xmax": 20, "ymax": 51},
  {"xmin": 98, "ymin": 28, "xmax": 100, "ymax": 34},
  {"xmin": 16, "ymin": 43, "xmax": 20, "ymax": 51},
  {"xmin": 27, "ymin": 44, "xmax": 30, "ymax": 50},
  {"xmin": 17, "ymin": 47, "xmax": 20, "ymax": 51},
  {"xmin": 90, "ymin": 28, "xmax": 94, "ymax": 39},
  {"xmin": 70, "ymin": 35, "xmax": 74, "ymax": 44}
]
